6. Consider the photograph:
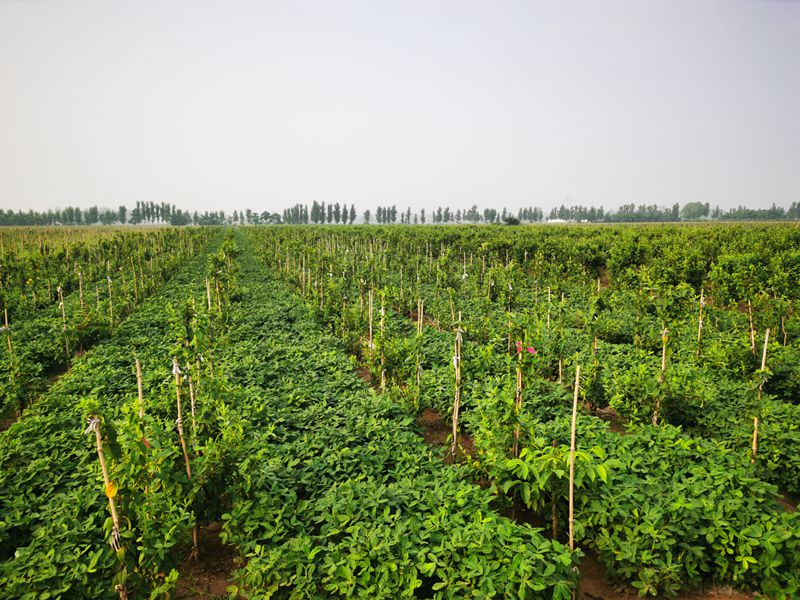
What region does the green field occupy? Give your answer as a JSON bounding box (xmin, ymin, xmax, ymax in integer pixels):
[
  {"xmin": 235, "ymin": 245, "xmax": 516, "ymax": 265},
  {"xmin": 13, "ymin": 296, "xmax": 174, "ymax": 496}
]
[{"xmin": 1, "ymin": 224, "xmax": 798, "ymax": 599}]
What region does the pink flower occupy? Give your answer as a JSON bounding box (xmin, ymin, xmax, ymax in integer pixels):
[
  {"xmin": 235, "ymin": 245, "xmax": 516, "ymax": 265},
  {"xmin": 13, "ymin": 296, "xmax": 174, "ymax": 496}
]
[{"xmin": 516, "ymin": 341, "xmax": 537, "ymax": 356}]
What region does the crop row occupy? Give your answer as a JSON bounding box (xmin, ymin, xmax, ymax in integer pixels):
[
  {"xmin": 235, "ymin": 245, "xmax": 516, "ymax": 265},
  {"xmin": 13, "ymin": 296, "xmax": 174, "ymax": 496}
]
[
  {"xmin": 1, "ymin": 230, "xmax": 584, "ymax": 599},
  {"xmin": 0, "ymin": 231, "xmax": 230, "ymax": 598},
  {"xmin": 245, "ymin": 224, "xmax": 800, "ymax": 597},
  {"xmin": 0, "ymin": 228, "xmax": 214, "ymax": 420}
]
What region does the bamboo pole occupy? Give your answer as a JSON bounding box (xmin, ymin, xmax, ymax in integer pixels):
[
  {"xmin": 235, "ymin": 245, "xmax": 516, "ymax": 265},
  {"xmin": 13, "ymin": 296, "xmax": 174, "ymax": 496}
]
[
  {"xmin": 782, "ymin": 315, "xmax": 787, "ymax": 347},
  {"xmin": 696, "ymin": 289, "xmax": 704, "ymax": 356},
  {"xmin": 4, "ymin": 309, "xmax": 13, "ymax": 368},
  {"xmin": 380, "ymin": 295, "xmax": 386, "ymax": 392},
  {"xmin": 173, "ymin": 359, "xmax": 198, "ymax": 559},
  {"xmin": 653, "ymin": 327, "xmax": 669, "ymax": 426},
  {"xmin": 751, "ymin": 328, "xmax": 770, "ymax": 465},
  {"xmin": 416, "ymin": 299, "xmax": 424, "ymax": 404},
  {"xmin": 748, "ymin": 300, "xmax": 756, "ymax": 354},
  {"xmin": 450, "ymin": 312, "xmax": 463, "ymax": 457},
  {"xmin": 57, "ymin": 286, "xmax": 69, "ymax": 359},
  {"xmin": 85, "ymin": 416, "xmax": 130, "ymax": 600},
  {"xmin": 368, "ymin": 289, "xmax": 374, "ymax": 358},
  {"xmin": 507, "ymin": 283, "xmax": 513, "ymax": 354},
  {"xmin": 568, "ymin": 365, "xmax": 581, "ymax": 553},
  {"xmin": 130, "ymin": 257, "xmax": 139, "ymax": 303},
  {"xmin": 756, "ymin": 327, "xmax": 770, "ymax": 406},
  {"xmin": 512, "ymin": 354, "xmax": 523, "ymax": 458},
  {"xmin": 78, "ymin": 271, "xmax": 85, "ymax": 311},
  {"xmin": 135, "ymin": 358, "xmax": 144, "ymax": 418},
  {"xmin": 188, "ymin": 375, "xmax": 197, "ymax": 447},
  {"xmin": 107, "ymin": 274, "xmax": 114, "ymax": 327},
  {"xmin": 84, "ymin": 417, "xmax": 123, "ymax": 550}
]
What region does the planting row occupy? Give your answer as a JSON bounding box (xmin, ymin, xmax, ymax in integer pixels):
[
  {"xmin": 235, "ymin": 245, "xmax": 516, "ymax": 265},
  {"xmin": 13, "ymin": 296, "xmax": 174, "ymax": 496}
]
[
  {"xmin": 0, "ymin": 230, "xmax": 583, "ymax": 599},
  {"xmin": 246, "ymin": 224, "xmax": 800, "ymax": 597},
  {"xmin": 0, "ymin": 227, "xmax": 214, "ymax": 420},
  {"xmin": 0, "ymin": 231, "xmax": 235, "ymax": 598}
]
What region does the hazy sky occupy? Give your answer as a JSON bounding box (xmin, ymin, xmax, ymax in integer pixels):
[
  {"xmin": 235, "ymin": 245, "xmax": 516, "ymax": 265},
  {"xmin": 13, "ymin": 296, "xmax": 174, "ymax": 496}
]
[{"xmin": 1, "ymin": 0, "xmax": 798, "ymax": 215}]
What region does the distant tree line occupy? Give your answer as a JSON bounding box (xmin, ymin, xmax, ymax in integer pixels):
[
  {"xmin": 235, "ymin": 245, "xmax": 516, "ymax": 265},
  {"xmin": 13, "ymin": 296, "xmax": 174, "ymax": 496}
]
[{"xmin": 0, "ymin": 201, "xmax": 798, "ymax": 227}]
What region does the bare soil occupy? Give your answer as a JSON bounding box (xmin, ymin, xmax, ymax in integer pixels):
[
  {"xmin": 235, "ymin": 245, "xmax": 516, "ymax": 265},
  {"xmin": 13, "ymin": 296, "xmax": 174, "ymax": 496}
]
[
  {"xmin": 355, "ymin": 366, "xmax": 375, "ymax": 387},
  {"xmin": 775, "ymin": 493, "xmax": 797, "ymax": 513},
  {"xmin": 417, "ymin": 407, "xmax": 474, "ymax": 462},
  {"xmin": 577, "ymin": 551, "xmax": 753, "ymax": 600},
  {"xmin": 598, "ymin": 267, "xmax": 611, "ymax": 289},
  {"xmin": 594, "ymin": 406, "xmax": 628, "ymax": 435},
  {"xmin": 0, "ymin": 412, "xmax": 19, "ymax": 433},
  {"xmin": 175, "ymin": 523, "xmax": 237, "ymax": 600}
]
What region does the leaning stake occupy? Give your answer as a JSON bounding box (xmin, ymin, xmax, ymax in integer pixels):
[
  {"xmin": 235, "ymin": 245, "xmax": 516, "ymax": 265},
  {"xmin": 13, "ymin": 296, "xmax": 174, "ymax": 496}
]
[
  {"xmin": 173, "ymin": 358, "xmax": 198, "ymax": 559},
  {"xmin": 752, "ymin": 328, "xmax": 770, "ymax": 463},
  {"xmin": 84, "ymin": 416, "xmax": 128, "ymax": 600}
]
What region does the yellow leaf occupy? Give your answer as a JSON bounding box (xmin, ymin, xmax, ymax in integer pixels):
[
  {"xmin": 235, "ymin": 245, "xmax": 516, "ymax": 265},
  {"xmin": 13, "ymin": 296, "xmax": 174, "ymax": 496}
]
[{"xmin": 105, "ymin": 481, "xmax": 118, "ymax": 499}]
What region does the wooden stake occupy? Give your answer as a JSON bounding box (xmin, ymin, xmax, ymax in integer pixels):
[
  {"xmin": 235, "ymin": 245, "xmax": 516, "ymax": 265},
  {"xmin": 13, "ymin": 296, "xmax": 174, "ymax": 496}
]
[
  {"xmin": 368, "ymin": 289, "xmax": 374, "ymax": 358},
  {"xmin": 85, "ymin": 417, "xmax": 123, "ymax": 550},
  {"xmin": 416, "ymin": 298, "xmax": 424, "ymax": 405},
  {"xmin": 4, "ymin": 309, "xmax": 13, "ymax": 370},
  {"xmin": 696, "ymin": 289, "xmax": 704, "ymax": 356},
  {"xmin": 756, "ymin": 328, "xmax": 770, "ymax": 404},
  {"xmin": 450, "ymin": 312, "xmax": 463, "ymax": 457},
  {"xmin": 748, "ymin": 300, "xmax": 756, "ymax": 354},
  {"xmin": 78, "ymin": 271, "xmax": 85, "ymax": 311},
  {"xmin": 750, "ymin": 329, "xmax": 770, "ymax": 465},
  {"xmin": 782, "ymin": 315, "xmax": 787, "ymax": 347},
  {"xmin": 130, "ymin": 257, "xmax": 139, "ymax": 303},
  {"xmin": 57, "ymin": 286, "xmax": 69, "ymax": 359},
  {"xmin": 173, "ymin": 359, "xmax": 197, "ymax": 559},
  {"xmin": 135, "ymin": 358, "xmax": 144, "ymax": 418},
  {"xmin": 380, "ymin": 295, "xmax": 386, "ymax": 392},
  {"xmin": 512, "ymin": 356, "xmax": 523, "ymax": 458},
  {"xmin": 85, "ymin": 416, "xmax": 129, "ymax": 600},
  {"xmin": 107, "ymin": 274, "xmax": 114, "ymax": 327},
  {"xmin": 188, "ymin": 375, "xmax": 197, "ymax": 446},
  {"xmin": 568, "ymin": 365, "xmax": 581, "ymax": 553}
]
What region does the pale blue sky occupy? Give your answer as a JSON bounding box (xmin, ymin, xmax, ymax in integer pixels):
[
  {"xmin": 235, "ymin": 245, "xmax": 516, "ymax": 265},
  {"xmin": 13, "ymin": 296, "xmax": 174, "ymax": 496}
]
[{"xmin": 1, "ymin": 0, "xmax": 798, "ymax": 214}]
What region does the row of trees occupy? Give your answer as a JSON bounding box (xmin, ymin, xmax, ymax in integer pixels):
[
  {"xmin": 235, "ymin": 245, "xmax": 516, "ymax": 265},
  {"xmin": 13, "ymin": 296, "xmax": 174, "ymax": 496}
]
[
  {"xmin": 0, "ymin": 206, "xmax": 128, "ymax": 226},
  {"xmin": 1, "ymin": 201, "xmax": 798, "ymax": 227}
]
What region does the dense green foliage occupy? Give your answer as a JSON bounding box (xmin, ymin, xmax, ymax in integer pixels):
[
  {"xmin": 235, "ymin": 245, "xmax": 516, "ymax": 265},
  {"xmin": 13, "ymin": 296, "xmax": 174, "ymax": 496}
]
[
  {"xmin": 0, "ymin": 228, "xmax": 581, "ymax": 599},
  {"xmin": 247, "ymin": 223, "xmax": 800, "ymax": 597},
  {"xmin": 0, "ymin": 227, "xmax": 213, "ymax": 419}
]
